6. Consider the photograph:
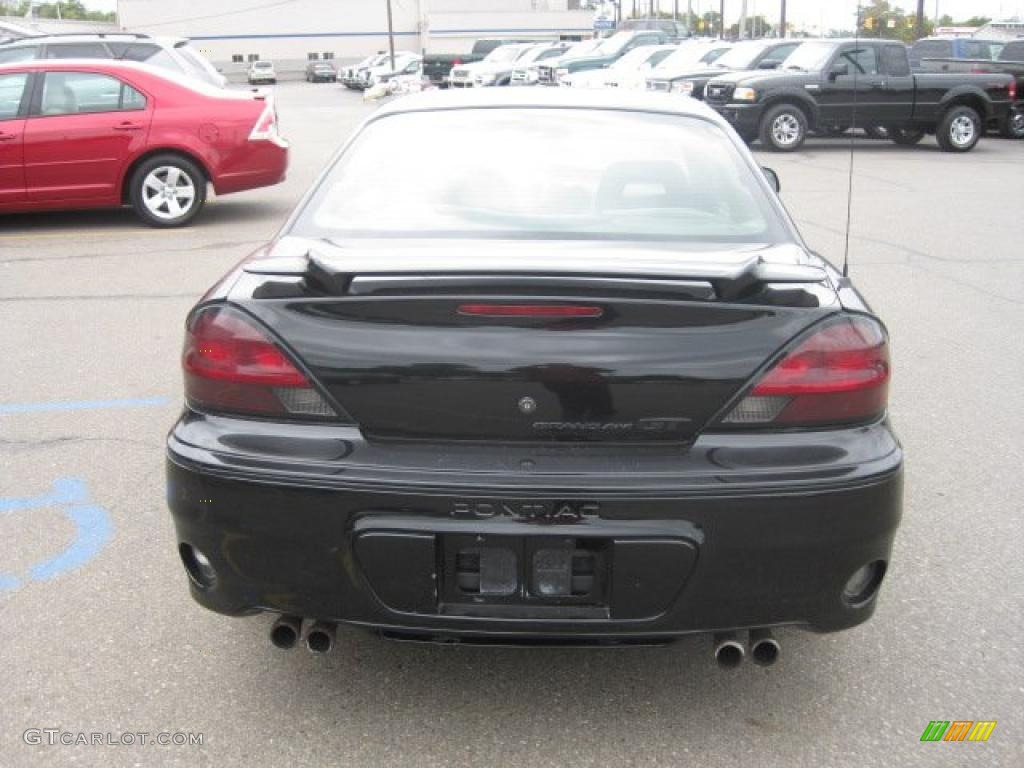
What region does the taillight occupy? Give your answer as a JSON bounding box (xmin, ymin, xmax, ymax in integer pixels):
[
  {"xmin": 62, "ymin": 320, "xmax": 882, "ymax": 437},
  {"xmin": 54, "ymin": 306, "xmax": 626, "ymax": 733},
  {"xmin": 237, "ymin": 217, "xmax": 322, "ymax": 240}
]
[
  {"xmin": 183, "ymin": 306, "xmax": 336, "ymax": 419},
  {"xmin": 1009, "ymin": 80, "xmax": 1017, "ymax": 100},
  {"xmin": 453, "ymin": 59, "xmax": 462, "ymax": 67},
  {"xmin": 249, "ymin": 104, "xmax": 287, "ymax": 147},
  {"xmin": 721, "ymin": 316, "xmax": 890, "ymax": 428}
]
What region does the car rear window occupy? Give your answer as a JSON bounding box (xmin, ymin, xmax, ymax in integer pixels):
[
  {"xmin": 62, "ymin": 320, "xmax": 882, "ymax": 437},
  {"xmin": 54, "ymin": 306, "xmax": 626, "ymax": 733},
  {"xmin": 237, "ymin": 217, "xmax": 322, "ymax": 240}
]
[
  {"xmin": 0, "ymin": 45, "xmax": 38, "ymax": 64},
  {"xmin": 299, "ymin": 109, "xmax": 787, "ymax": 244},
  {"xmin": 44, "ymin": 43, "xmax": 108, "ymax": 59},
  {"xmin": 999, "ymin": 41, "xmax": 1024, "ymax": 61}
]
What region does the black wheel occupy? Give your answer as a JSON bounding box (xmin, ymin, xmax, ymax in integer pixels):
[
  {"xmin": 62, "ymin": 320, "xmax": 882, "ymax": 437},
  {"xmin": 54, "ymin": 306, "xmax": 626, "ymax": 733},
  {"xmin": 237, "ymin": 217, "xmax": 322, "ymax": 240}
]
[
  {"xmin": 936, "ymin": 105, "xmax": 982, "ymax": 152},
  {"xmin": 758, "ymin": 104, "xmax": 808, "ymax": 152},
  {"xmin": 999, "ymin": 107, "xmax": 1024, "ymax": 139},
  {"xmin": 128, "ymin": 154, "xmax": 206, "ymax": 228},
  {"xmin": 889, "ymin": 126, "xmax": 926, "ymax": 146},
  {"xmin": 863, "ymin": 125, "xmax": 890, "ymax": 140}
]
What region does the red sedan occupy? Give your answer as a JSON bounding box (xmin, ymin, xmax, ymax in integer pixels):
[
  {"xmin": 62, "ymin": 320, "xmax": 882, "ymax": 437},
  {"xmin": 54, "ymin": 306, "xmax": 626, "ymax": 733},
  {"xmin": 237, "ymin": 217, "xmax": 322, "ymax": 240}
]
[{"xmin": 0, "ymin": 60, "xmax": 288, "ymax": 227}]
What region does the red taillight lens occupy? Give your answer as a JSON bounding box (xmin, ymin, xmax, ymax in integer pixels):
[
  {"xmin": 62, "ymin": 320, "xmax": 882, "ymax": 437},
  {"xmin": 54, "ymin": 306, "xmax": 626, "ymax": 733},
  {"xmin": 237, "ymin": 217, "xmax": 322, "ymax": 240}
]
[
  {"xmin": 183, "ymin": 306, "xmax": 335, "ymax": 418},
  {"xmin": 458, "ymin": 304, "xmax": 604, "ymax": 318},
  {"xmin": 453, "ymin": 59, "xmax": 463, "ymax": 67},
  {"xmin": 1009, "ymin": 80, "xmax": 1017, "ymax": 100},
  {"xmin": 722, "ymin": 316, "xmax": 890, "ymax": 428}
]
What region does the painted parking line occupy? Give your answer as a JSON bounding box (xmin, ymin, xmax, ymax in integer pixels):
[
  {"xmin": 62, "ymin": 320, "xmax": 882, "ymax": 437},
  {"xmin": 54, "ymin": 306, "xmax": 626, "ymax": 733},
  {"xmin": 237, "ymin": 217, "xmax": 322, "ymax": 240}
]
[
  {"xmin": 0, "ymin": 478, "xmax": 113, "ymax": 592},
  {"xmin": 0, "ymin": 396, "xmax": 171, "ymax": 414}
]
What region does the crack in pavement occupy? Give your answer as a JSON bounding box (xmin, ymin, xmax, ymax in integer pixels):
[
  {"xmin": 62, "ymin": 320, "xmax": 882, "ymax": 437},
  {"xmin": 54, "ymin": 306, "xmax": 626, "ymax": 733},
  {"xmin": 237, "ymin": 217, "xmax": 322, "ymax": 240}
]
[{"xmin": 0, "ymin": 239, "xmax": 263, "ymax": 264}]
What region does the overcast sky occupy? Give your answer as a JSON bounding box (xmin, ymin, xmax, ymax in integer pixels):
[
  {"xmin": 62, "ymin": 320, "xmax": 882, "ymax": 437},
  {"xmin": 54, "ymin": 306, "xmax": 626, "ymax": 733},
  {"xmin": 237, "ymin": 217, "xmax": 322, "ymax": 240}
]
[{"xmin": 82, "ymin": 1, "xmax": 1024, "ymax": 31}]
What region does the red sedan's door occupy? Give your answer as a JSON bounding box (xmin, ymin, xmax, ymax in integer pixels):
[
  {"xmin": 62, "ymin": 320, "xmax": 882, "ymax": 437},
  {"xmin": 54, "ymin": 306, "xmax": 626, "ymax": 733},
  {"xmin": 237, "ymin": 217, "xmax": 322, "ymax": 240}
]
[
  {"xmin": 0, "ymin": 71, "xmax": 30, "ymax": 207},
  {"xmin": 23, "ymin": 70, "xmax": 152, "ymax": 203}
]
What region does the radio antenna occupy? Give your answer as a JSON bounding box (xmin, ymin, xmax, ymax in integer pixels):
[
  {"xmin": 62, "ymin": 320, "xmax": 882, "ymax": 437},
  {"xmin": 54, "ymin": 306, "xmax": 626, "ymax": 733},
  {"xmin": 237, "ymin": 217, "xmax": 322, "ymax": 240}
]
[{"xmin": 842, "ymin": 2, "xmax": 864, "ymax": 278}]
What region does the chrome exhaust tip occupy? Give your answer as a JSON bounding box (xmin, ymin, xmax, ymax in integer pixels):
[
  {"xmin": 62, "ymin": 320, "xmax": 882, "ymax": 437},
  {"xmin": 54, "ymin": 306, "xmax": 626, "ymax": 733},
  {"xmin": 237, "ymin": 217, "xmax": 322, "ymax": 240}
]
[
  {"xmin": 750, "ymin": 628, "xmax": 781, "ymax": 667},
  {"xmin": 270, "ymin": 614, "xmax": 302, "ymax": 650},
  {"xmin": 713, "ymin": 632, "xmax": 745, "ymax": 669},
  {"xmin": 305, "ymin": 621, "xmax": 337, "ymax": 654}
]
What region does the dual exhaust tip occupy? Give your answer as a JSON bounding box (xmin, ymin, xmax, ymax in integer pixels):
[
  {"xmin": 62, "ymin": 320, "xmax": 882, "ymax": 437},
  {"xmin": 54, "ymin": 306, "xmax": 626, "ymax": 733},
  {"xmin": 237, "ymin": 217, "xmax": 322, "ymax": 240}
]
[
  {"xmin": 271, "ymin": 616, "xmax": 780, "ymax": 665},
  {"xmin": 714, "ymin": 629, "xmax": 780, "ymax": 669},
  {"xmin": 270, "ymin": 615, "xmax": 336, "ymax": 654}
]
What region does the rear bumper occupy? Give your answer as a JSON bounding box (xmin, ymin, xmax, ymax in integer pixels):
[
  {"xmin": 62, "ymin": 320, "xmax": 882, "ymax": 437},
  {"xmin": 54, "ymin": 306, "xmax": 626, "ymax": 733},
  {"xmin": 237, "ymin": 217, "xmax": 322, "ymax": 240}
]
[
  {"xmin": 213, "ymin": 141, "xmax": 289, "ymax": 195},
  {"xmin": 166, "ymin": 413, "xmax": 903, "ymax": 639}
]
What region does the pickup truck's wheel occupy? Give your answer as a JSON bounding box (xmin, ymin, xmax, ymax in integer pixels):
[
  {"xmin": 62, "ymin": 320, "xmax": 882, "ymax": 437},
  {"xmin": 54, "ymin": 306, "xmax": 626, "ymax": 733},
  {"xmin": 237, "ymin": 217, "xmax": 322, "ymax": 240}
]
[
  {"xmin": 889, "ymin": 127, "xmax": 926, "ymax": 146},
  {"xmin": 936, "ymin": 106, "xmax": 981, "ymax": 152},
  {"xmin": 759, "ymin": 104, "xmax": 807, "ymax": 152},
  {"xmin": 999, "ymin": 108, "xmax": 1024, "ymax": 139},
  {"xmin": 129, "ymin": 154, "xmax": 206, "ymax": 228}
]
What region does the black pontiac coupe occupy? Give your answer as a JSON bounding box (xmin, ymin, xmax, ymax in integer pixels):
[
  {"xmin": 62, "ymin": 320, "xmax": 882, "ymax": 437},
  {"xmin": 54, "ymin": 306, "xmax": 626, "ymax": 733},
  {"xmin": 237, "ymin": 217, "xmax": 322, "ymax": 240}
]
[{"xmin": 166, "ymin": 90, "xmax": 902, "ymax": 666}]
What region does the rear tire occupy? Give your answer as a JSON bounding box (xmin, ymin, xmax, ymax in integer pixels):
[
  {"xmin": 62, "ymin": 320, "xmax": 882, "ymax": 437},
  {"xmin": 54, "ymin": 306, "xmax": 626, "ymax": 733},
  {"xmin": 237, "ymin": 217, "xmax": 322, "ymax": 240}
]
[
  {"xmin": 999, "ymin": 107, "xmax": 1024, "ymax": 139},
  {"xmin": 758, "ymin": 104, "xmax": 808, "ymax": 152},
  {"xmin": 889, "ymin": 126, "xmax": 926, "ymax": 146},
  {"xmin": 936, "ymin": 105, "xmax": 981, "ymax": 152},
  {"xmin": 129, "ymin": 154, "xmax": 206, "ymax": 228}
]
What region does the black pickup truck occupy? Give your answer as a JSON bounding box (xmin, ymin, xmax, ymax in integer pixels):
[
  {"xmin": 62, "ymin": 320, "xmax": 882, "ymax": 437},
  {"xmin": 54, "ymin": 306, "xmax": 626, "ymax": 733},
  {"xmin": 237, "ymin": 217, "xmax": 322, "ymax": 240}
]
[
  {"xmin": 423, "ymin": 38, "xmax": 540, "ymax": 87},
  {"xmin": 703, "ymin": 39, "xmax": 1017, "ymax": 152},
  {"xmin": 916, "ymin": 38, "xmax": 1024, "ymax": 138}
]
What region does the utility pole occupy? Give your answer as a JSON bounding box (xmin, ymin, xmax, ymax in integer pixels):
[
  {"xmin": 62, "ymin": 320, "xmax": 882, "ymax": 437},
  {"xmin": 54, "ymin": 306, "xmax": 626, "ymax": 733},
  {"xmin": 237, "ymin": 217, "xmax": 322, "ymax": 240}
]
[
  {"xmin": 780, "ymin": 0, "xmax": 786, "ymax": 38},
  {"xmin": 915, "ymin": 0, "xmax": 926, "ymax": 39},
  {"xmin": 385, "ymin": 0, "xmax": 396, "ymax": 71},
  {"xmin": 720, "ymin": 0, "xmax": 725, "ymax": 38},
  {"xmin": 738, "ymin": 0, "xmax": 747, "ymax": 39}
]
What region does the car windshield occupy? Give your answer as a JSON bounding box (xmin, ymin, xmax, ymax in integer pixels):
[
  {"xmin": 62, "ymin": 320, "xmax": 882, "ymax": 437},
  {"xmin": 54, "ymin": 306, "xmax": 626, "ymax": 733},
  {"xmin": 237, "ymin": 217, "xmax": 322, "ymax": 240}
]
[
  {"xmin": 713, "ymin": 42, "xmax": 770, "ymax": 69},
  {"xmin": 254, "ymin": 61, "xmax": 272, "ymax": 69},
  {"xmin": 781, "ymin": 42, "xmax": 836, "ymax": 71},
  {"xmin": 174, "ymin": 43, "xmax": 223, "ymax": 85},
  {"xmin": 564, "ymin": 39, "xmax": 603, "ymax": 58},
  {"xmin": 485, "ymin": 46, "xmax": 525, "ymax": 64},
  {"xmin": 298, "ymin": 109, "xmax": 786, "ymax": 243},
  {"xmin": 593, "ymin": 33, "xmax": 634, "ymax": 56},
  {"xmin": 655, "ymin": 44, "xmax": 724, "ymax": 72},
  {"xmin": 610, "ymin": 46, "xmax": 662, "ymax": 70}
]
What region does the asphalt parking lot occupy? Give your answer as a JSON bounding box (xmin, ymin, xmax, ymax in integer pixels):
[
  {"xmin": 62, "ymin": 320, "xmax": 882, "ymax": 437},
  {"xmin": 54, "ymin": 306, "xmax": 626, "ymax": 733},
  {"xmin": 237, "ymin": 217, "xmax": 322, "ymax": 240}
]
[{"xmin": 2, "ymin": 81, "xmax": 1022, "ymax": 767}]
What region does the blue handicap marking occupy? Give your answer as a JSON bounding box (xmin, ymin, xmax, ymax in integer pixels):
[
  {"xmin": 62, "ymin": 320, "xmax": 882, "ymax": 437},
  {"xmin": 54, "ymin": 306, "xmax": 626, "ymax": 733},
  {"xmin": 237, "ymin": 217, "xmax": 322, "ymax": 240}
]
[{"xmin": 0, "ymin": 477, "xmax": 113, "ymax": 592}]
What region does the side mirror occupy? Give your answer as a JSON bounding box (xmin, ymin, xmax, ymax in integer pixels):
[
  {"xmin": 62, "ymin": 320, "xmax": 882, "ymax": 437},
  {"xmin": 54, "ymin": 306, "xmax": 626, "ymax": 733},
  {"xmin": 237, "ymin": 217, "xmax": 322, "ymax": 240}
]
[
  {"xmin": 829, "ymin": 63, "xmax": 850, "ymax": 80},
  {"xmin": 761, "ymin": 167, "xmax": 781, "ymax": 194}
]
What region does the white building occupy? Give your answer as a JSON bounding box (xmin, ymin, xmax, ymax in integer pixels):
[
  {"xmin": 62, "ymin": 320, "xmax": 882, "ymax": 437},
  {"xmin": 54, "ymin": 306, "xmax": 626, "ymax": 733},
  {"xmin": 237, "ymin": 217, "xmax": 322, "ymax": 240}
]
[{"xmin": 117, "ymin": 1, "xmax": 594, "ymax": 71}]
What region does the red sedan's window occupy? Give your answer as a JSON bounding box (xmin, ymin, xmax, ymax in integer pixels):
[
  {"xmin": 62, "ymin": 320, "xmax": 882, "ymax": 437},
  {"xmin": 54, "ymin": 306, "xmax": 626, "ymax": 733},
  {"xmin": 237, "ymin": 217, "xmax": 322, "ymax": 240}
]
[
  {"xmin": 0, "ymin": 73, "xmax": 29, "ymax": 119},
  {"xmin": 38, "ymin": 72, "xmax": 146, "ymax": 117}
]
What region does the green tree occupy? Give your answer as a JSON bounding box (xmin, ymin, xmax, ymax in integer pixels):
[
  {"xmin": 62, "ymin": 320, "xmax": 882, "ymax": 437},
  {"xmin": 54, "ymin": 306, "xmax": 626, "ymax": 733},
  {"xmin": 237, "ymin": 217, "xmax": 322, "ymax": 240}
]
[{"xmin": 6, "ymin": 1, "xmax": 115, "ymax": 22}]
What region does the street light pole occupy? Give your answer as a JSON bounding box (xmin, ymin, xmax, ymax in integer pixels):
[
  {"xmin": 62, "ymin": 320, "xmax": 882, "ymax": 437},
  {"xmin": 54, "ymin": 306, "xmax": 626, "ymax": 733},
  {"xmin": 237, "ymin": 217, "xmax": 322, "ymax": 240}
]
[
  {"xmin": 386, "ymin": 0, "xmax": 396, "ymax": 71},
  {"xmin": 720, "ymin": 0, "xmax": 725, "ymax": 38},
  {"xmin": 915, "ymin": 0, "xmax": 926, "ymax": 39},
  {"xmin": 780, "ymin": 0, "xmax": 786, "ymax": 38}
]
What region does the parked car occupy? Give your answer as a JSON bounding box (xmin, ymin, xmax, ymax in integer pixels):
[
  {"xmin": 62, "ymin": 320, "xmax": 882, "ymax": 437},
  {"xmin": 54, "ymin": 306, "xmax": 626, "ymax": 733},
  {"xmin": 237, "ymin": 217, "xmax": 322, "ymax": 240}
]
[
  {"xmin": 908, "ymin": 36, "xmax": 1006, "ymax": 69},
  {"xmin": 0, "ymin": 60, "xmax": 288, "ymax": 226},
  {"xmin": 449, "ymin": 44, "xmax": 531, "ymax": 87},
  {"xmin": 703, "ymin": 39, "xmax": 1017, "ymax": 151},
  {"xmin": 470, "ymin": 43, "xmax": 566, "ymax": 87},
  {"xmin": 340, "ymin": 53, "xmax": 386, "ymax": 90},
  {"xmin": 359, "ymin": 52, "xmax": 421, "ymax": 89},
  {"xmin": 247, "ymin": 60, "xmax": 276, "ymax": 85},
  {"xmin": 561, "ymin": 44, "xmax": 676, "ymax": 89},
  {"xmin": 0, "ymin": 32, "xmax": 227, "ymax": 88},
  {"xmin": 538, "ymin": 30, "xmax": 669, "ymax": 85},
  {"xmin": 305, "ymin": 60, "xmax": 337, "ymax": 83},
  {"xmin": 616, "ymin": 17, "xmax": 689, "ymax": 42},
  {"xmin": 646, "ymin": 39, "xmax": 802, "ymax": 98},
  {"xmin": 511, "ymin": 40, "xmax": 600, "ymax": 86},
  {"xmin": 916, "ymin": 38, "xmax": 1024, "ymax": 138},
  {"xmin": 423, "ymin": 38, "xmax": 539, "ymax": 88},
  {"xmin": 167, "ymin": 88, "xmax": 903, "ymax": 658},
  {"xmin": 645, "ymin": 41, "xmax": 734, "ymax": 91}
]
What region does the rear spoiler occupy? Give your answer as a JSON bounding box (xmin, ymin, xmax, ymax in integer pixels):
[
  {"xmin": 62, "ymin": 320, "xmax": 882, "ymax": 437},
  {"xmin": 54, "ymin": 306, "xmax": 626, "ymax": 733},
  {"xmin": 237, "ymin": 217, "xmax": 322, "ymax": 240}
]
[{"xmin": 244, "ymin": 247, "xmax": 832, "ymax": 305}]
